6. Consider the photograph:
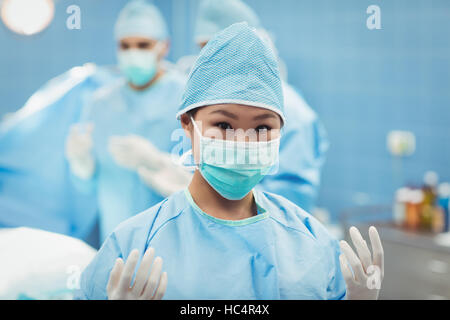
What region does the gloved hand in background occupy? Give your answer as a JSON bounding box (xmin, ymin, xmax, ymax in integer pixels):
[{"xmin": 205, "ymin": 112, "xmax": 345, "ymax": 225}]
[
  {"xmin": 108, "ymin": 135, "xmax": 192, "ymax": 197},
  {"xmin": 108, "ymin": 135, "xmax": 164, "ymax": 172},
  {"xmin": 65, "ymin": 123, "xmax": 96, "ymax": 180},
  {"xmin": 339, "ymin": 226, "xmax": 384, "ymax": 300},
  {"xmin": 107, "ymin": 247, "xmax": 167, "ymax": 300},
  {"xmin": 137, "ymin": 163, "xmax": 192, "ymax": 198}
]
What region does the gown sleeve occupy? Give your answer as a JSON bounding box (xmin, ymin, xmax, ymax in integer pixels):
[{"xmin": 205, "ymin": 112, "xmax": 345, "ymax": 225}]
[
  {"xmin": 326, "ymin": 239, "xmax": 347, "ymax": 300},
  {"xmin": 73, "ymin": 231, "xmax": 123, "ymax": 300},
  {"xmin": 67, "ymin": 93, "xmax": 101, "ymax": 196},
  {"xmin": 73, "ymin": 199, "xmax": 166, "ymax": 300}
]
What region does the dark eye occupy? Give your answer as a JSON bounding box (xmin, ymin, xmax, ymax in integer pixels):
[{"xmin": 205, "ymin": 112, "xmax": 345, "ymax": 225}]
[
  {"xmin": 137, "ymin": 42, "xmax": 151, "ymax": 49},
  {"xmin": 120, "ymin": 43, "xmax": 130, "ymax": 50},
  {"xmin": 256, "ymin": 125, "xmax": 271, "ymax": 132},
  {"xmin": 216, "ymin": 122, "xmax": 233, "ymax": 130}
]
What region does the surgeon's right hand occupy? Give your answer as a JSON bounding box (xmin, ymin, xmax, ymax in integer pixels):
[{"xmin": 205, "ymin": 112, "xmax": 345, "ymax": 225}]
[
  {"xmin": 65, "ymin": 123, "xmax": 95, "ymax": 180},
  {"xmin": 106, "ymin": 248, "xmax": 168, "ymax": 300},
  {"xmin": 339, "ymin": 226, "xmax": 384, "ymax": 300}
]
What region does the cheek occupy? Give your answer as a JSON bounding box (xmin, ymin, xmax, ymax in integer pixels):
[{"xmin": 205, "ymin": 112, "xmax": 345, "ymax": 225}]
[
  {"xmin": 191, "ymin": 125, "xmax": 223, "ymax": 163},
  {"xmin": 188, "ymin": 127, "xmax": 201, "ymax": 164},
  {"xmin": 203, "ymin": 127, "xmax": 223, "ymax": 139},
  {"xmin": 268, "ymin": 128, "xmax": 281, "ymax": 141}
]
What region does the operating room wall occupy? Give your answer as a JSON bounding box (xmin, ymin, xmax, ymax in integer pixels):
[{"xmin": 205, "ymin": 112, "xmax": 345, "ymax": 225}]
[{"xmin": 1, "ymin": 0, "xmax": 449, "ymax": 219}]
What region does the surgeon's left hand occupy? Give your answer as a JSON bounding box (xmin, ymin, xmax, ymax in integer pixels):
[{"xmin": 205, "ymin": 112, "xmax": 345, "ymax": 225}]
[
  {"xmin": 108, "ymin": 135, "xmax": 166, "ymax": 171},
  {"xmin": 107, "ymin": 248, "xmax": 168, "ymax": 300},
  {"xmin": 339, "ymin": 226, "xmax": 384, "ymax": 300}
]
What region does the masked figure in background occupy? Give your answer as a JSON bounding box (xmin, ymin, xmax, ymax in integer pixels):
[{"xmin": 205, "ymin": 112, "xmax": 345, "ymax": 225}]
[
  {"xmin": 0, "ymin": 63, "xmax": 119, "ymax": 241},
  {"xmin": 65, "ymin": 0, "xmax": 191, "ymax": 242},
  {"xmin": 176, "ymin": 0, "xmax": 329, "ymax": 213}
]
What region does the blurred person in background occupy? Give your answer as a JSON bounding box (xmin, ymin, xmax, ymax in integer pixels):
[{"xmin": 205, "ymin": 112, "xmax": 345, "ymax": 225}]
[
  {"xmin": 0, "ymin": 59, "xmax": 119, "ymax": 244},
  {"xmin": 65, "ymin": 0, "xmax": 191, "ymax": 242},
  {"xmin": 177, "ymin": 0, "xmax": 329, "ymax": 213}
]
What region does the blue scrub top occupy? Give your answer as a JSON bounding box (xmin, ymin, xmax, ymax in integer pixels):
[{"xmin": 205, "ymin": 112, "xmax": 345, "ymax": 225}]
[{"xmin": 75, "ymin": 189, "xmax": 346, "ymax": 300}]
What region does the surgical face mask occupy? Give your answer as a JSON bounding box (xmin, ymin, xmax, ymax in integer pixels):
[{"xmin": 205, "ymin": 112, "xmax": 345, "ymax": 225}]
[
  {"xmin": 117, "ymin": 47, "xmax": 160, "ymax": 86},
  {"xmin": 191, "ymin": 116, "xmax": 280, "ymax": 200}
]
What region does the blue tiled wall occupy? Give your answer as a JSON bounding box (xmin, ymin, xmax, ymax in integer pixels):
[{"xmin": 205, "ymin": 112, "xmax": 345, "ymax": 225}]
[{"xmin": 1, "ymin": 0, "xmax": 448, "ymax": 218}]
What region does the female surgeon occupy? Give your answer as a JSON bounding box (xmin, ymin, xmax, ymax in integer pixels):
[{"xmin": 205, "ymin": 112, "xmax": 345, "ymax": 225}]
[{"xmin": 75, "ymin": 23, "xmax": 384, "ymax": 300}]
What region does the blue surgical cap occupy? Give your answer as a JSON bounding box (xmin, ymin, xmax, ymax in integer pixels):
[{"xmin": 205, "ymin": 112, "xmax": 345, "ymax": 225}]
[
  {"xmin": 114, "ymin": 0, "xmax": 168, "ymax": 41},
  {"xmin": 195, "ymin": 0, "xmax": 261, "ymax": 43},
  {"xmin": 177, "ymin": 22, "xmax": 285, "ymax": 124}
]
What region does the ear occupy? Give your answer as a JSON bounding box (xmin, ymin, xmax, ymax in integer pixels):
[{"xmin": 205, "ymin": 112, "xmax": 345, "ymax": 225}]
[
  {"xmin": 197, "ymin": 40, "xmax": 208, "ymax": 49},
  {"xmin": 159, "ymin": 40, "xmax": 170, "ymax": 59},
  {"xmin": 180, "ymin": 113, "xmax": 192, "ymax": 140}
]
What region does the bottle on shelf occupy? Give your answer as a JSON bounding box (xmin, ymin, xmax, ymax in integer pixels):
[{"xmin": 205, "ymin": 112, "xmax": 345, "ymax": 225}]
[
  {"xmin": 393, "ymin": 188, "xmax": 409, "ymax": 227},
  {"xmin": 405, "ymin": 189, "xmax": 424, "ymax": 231},
  {"xmin": 438, "ymin": 183, "xmax": 450, "ymax": 232},
  {"xmin": 423, "ymin": 171, "xmax": 439, "ymax": 206}
]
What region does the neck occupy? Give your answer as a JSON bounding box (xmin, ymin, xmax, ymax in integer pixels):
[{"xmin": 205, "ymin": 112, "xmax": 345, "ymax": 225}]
[
  {"xmin": 129, "ymin": 68, "xmax": 165, "ymax": 91},
  {"xmin": 188, "ymin": 170, "xmax": 257, "ymax": 220}
]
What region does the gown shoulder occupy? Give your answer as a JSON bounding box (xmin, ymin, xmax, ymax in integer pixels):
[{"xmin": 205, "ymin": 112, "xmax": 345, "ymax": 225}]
[
  {"xmin": 110, "ymin": 190, "xmax": 190, "ymax": 243},
  {"xmin": 255, "ymin": 189, "xmax": 338, "ymax": 245}
]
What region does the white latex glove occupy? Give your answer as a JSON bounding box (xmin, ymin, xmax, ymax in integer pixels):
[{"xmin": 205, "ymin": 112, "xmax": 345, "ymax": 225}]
[
  {"xmin": 339, "ymin": 226, "xmax": 384, "ymax": 300},
  {"xmin": 137, "ymin": 162, "xmax": 192, "ymax": 197},
  {"xmin": 108, "ymin": 135, "xmax": 166, "ymax": 171},
  {"xmin": 65, "ymin": 123, "xmax": 95, "ymax": 180},
  {"xmin": 107, "ymin": 248, "xmax": 168, "ymax": 300}
]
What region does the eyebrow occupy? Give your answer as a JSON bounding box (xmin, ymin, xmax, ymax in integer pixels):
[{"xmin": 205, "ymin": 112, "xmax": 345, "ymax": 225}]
[
  {"xmin": 209, "ymin": 109, "xmax": 278, "ymax": 122},
  {"xmin": 252, "ymin": 113, "xmax": 278, "ymax": 121},
  {"xmin": 209, "ymin": 110, "xmax": 239, "ymax": 120}
]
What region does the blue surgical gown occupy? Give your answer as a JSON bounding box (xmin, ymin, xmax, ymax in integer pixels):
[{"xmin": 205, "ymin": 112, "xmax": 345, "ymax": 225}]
[
  {"xmin": 73, "ymin": 69, "xmax": 187, "ymax": 241},
  {"xmin": 75, "ymin": 189, "xmax": 346, "ymax": 300},
  {"xmin": 258, "ymin": 82, "xmax": 329, "ymax": 213},
  {"xmin": 0, "ymin": 64, "xmax": 118, "ymax": 239}
]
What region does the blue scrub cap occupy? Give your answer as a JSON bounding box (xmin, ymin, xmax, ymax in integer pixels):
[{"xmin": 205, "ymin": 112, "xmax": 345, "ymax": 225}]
[
  {"xmin": 176, "ymin": 22, "xmax": 285, "ymax": 124},
  {"xmin": 114, "ymin": 0, "xmax": 168, "ymax": 41},
  {"xmin": 194, "ymin": 0, "xmax": 261, "ymax": 43}
]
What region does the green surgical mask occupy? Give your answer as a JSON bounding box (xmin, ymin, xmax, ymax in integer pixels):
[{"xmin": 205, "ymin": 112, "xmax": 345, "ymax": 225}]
[
  {"xmin": 191, "ymin": 116, "xmax": 280, "ymax": 200},
  {"xmin": 118, "ymin": 48, "xmax": 158, "ymax": 86}
]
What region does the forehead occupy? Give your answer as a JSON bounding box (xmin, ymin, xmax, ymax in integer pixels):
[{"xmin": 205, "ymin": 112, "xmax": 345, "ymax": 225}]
[
  {"xmin": 205, "ymin": 104, "xmax": 270, "ymax": 113},
  {"xmin": 197, "ymin": 104, "xmax": 282, "ymax": 122},
  {"xmin": 119, "ymin": 36, "xmax": 156, "ymax": 43}
]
